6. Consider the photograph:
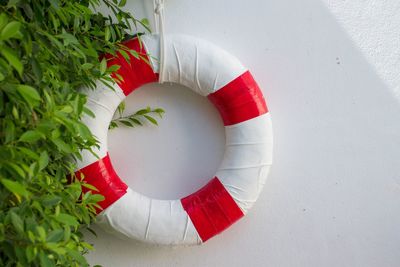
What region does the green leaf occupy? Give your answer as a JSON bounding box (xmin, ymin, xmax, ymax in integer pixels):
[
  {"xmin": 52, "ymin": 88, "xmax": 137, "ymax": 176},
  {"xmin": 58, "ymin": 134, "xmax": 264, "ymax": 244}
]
[
  {"xmin": 10, "ymin": 212, "xmax": 24, "ymax": 234},
  {"xmin": 81, "ymin": 183, "xmax": 99, "ymax": 192},
  {"xmin": 81, "ymin": 63, "xmax": 93, "ymax": 70},
  {"xmin": 12, "ymin": 106, "xmax": 19, "ymax": 119},
  {"xmin": 86, "ymin": 227, "xmax": 97, "ymax": 237},
  {"xmin": 0, "ymin": 21, "xmax": 21, "ymax": 40},
  {"xmin": 0, "ymin": 13, "xmax": 7, "ymax": 30},
  {"xmin": 39, "ymin": 251, "xmax": 55, "ymax": 267},
  {"xmin": 109, "ymin": 121, "xmax": 118, "ymax": 129},
  {"xmin": 57, "ymin": 30, "xmax": 79, "ymax": 46},
  {"xmin": 5, "ymin": 162, "xmax": 25, "ymax": 178},
  {"xmin": 63, "ymin": 226, "xmax": 71, "ymax": 241},
  {"xmin": 136, "ymin": 107, "xmax": 150, "ymax": 115},
  {"xmin": 100, "ymin": 58, "xmax": 107, "ymax": 74},
  {"xmin": 1, "ymin": 46, "xmax": 23, "ymax": 75},
  {"xmin": 25, "ymin": 246, "xmax": 37, "ymax": 263},
  {"xmin": 83, "ymin": 107, "xmax": 96, "ymax": 118},
  {"xmin": 105, "ymin": 26, "xmax": 110, "ymax": 41},
  {"xmin": 59, "ymin": 105, "xmax": 73, "ymax": 113},
  {"xmin": 1, "ymin": 178, "xmax": 30, "ymax": 199},
  {"xmin": 16, "ymin": 85, "xmax": 41, "ymax": 107},
  {"xmin": 107, "ymin": 64, "xmax": 120, "ymax": 73},
  {"xmin": 81, "ymin": 242, "xmax": 94, "ymax": 250},
  {"xmin": 154, "ymin": 108, "xmax": 165, "ymax": 114},
  {"xmin": 46, "ymin": 243, "xmax": 66, "ymax": 255},
  {"xmin": 129, "ymin": 49, "xmax": 139, "ymax": 59},
  {"xmin": 144, "ymin": 115, "xmax": 158, "ymax": 125},
  {"xmin": 77, "ymin": 123, "xmax": 92, "ymax": 139},
  {"xmin": 141, "ymin": 18, "xmax": 150, "ymax": 28},
  {"xmin": 55, "ymin": 213, "xmax": 79, "ymax": 226},
  {"xmin": 117, "ymin": 101, "xmax": 125, "ymax": 116},
  {"xmin": 67, "ymin": 248, "xmax": 86, "ymax": 265},
  {"xmin": 46, "ymin": 229, "xmax": 64, "ymax": 243},
  {"xmin": 18, "ymin": 147, "xmax": 39, "ymax": 160},
  {"xmin": 4, "ymin": 120, "xmax": 15, "ymax": 143},
  {"xmin": 38, "ymin": 151, "xmax": 49, "ymax": 170},
  {"xmin": 19, "ymin": 131, "xmax": 43, "ymax": 143},
  {"xmin": 42, "ymin": 195, "xmax": 62, "ymax": 207},
  {"xmin": 119, "ymin": 49, "xmax": 130, "ymax": 61},
  {"xmin": 88, "ymin": 194, "xmax": 105, "ymax": 203},
  {"xmin": 52, "ymin": 139, "xmax": 72, "ymax": 153},
  {"xmin": 120, "ymin": 120, "xmax": 133, "ymax": 127},
  {"xmin": 129, "ymin": 118, "xmax": 142, "ymax": 125},
  {"xmin": 36, "ymin": 226, "xmax": 46, "ymax": 241},
  {"xmin": 31, "ymin": 58, "xmax": 42, "ymax": 81}
]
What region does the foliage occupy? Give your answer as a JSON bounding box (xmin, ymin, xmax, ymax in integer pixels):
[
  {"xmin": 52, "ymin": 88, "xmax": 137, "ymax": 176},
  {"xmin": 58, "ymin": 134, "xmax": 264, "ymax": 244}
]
[
  {"xmin": 0, "ymin": 0, "xmax": 157, "ymax": 266},
  {"xmin": 110, "ymin": 106, "xmax": 165, "ymax": 129}
]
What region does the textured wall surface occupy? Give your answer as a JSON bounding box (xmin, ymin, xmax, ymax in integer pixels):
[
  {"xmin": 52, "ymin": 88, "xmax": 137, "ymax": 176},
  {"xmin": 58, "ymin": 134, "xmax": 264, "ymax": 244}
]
[{"xmin": 86, "ymin": 0, "xmax": 400, "ymax": 266}]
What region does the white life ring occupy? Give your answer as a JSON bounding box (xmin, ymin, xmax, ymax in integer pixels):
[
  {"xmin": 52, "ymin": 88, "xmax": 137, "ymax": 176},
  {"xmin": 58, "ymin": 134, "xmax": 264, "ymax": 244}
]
[{"xmin": 76, "ymin": 34, "xmax": 273, "ymax": 245}]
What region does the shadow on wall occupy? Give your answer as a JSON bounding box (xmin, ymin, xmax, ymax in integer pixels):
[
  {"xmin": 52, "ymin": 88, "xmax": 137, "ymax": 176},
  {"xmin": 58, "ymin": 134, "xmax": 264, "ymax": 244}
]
[{"xmin": 87, "ymin": 0, "xmax": 400, "ymax": 267}]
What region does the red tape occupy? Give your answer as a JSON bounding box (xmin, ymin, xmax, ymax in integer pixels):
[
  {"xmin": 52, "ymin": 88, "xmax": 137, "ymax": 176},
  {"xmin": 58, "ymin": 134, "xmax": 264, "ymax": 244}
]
[
  {"xmin": 181, "ymin": 177, "xmax": 244, "ymax": 242},
  {"xmin": 104, "ymin": 38, "xmax": 157, "ymax": 96},
  {"xmin": 75, "ymin": 154, "xmax": 128, "ymax": 213},
  {"xmin": 207, "ymin": 71, "xmax": 268, "ymax": 126}
]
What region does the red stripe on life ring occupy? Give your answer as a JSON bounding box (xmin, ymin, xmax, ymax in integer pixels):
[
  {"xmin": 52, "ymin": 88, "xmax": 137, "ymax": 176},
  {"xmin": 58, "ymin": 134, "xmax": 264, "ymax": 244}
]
[
  {"xmin": 181, "ymin": 177, "xmax": 244, "ymax": 242},
  {"xmin": 75, "ymin": 154, "xmax": 128, "ymax": 213},
  {"xmin": 104, "ymin": 38, "xmax": 158, "ymax": 96},
  {"xmin": 207, "ymin": 71, "xmax": 268, "ymax": 126}
]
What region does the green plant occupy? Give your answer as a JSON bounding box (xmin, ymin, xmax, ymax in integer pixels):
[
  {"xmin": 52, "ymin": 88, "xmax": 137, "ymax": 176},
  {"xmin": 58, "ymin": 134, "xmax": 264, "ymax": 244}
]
[
  {"xmin": 110, "ymin": 105, "xmax": 165, "ymax": 129},
  {"xmin": 0, "ymin": 0, "xmax": 158, "ymax": 266}
]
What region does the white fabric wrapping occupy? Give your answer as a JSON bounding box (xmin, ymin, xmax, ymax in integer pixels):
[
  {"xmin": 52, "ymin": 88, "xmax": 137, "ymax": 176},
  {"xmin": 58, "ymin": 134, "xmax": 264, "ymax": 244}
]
[
  {"xmin": 77, "ymin": 34, "xmax": 273, "ymax": 245},
  {"xmin": 77, "ymin": 81, "xmax": 125, "ymax": 169},
  {"xmin": 217, "ymin": 113, "xmax": 273, "ymax": 213},
  {"xmin": 97, "ymin": 189, "xmax": 201, "ymax": 245},
  {"xmin": 141, "ymin": 34, "xmax": 247, "ymax": 95}
]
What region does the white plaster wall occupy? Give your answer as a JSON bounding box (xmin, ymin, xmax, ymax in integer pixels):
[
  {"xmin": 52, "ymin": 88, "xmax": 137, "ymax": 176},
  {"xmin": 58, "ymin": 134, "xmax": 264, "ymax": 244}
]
[{"xmin": 86, "ymin": 0, "xmax": 400, "ymax": 266}]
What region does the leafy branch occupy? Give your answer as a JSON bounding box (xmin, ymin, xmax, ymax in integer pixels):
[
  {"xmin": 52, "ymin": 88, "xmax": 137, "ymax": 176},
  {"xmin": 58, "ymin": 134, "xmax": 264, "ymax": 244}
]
[
  {"xmin": 110, "ymin": 104, "xmax": 165, "ymax": 129},
  {"xmin": 0, "ymin": 0, "xmax": 154, "ymax": 266}
]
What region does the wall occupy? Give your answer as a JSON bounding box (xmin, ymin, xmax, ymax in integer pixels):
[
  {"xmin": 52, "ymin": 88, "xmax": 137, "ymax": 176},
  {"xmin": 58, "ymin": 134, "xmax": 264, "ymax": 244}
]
[{"xmin": 86, "ymin": 0, "xmax": 400, "ymax": 266}]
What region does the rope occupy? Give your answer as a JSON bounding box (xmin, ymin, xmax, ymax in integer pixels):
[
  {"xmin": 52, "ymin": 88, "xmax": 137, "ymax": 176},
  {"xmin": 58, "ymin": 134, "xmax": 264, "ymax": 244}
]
[{"xmin": 153, "ymin": 0, "xmax": 166, "ymax": 84}]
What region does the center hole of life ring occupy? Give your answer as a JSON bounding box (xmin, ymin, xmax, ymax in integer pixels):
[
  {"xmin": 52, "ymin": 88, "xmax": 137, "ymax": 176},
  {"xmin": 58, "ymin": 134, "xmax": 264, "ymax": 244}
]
[{"xmin": 107, "ymin": 82, "xmax": 225, "ymax": 200}]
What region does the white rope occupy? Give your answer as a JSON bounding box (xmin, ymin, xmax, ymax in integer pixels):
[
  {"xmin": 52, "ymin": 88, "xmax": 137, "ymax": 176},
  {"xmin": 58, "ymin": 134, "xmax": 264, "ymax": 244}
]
[{"xmin": 154, "ymin": 0, "xmax": 166, "ymax": 84}]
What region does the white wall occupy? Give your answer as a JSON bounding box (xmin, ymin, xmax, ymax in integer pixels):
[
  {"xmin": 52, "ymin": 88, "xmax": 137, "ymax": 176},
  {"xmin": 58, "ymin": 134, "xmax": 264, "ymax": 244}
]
[{"xmin": 86, "ymin": 0, "xmax": 400, "ymax": 266}]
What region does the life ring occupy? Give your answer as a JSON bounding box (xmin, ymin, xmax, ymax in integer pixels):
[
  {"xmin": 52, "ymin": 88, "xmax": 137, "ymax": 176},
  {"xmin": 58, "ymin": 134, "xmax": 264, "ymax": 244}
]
[{"xmin": 76, "ymin": 34, "xmax": 273, "ymax": 245}]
